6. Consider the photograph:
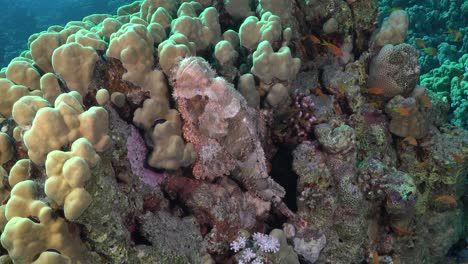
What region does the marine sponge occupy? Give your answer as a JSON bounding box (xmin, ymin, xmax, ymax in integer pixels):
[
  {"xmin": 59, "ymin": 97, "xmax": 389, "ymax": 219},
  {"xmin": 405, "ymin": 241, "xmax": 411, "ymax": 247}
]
[
  {"xmin": 15, "ymin": 91, "xmax": 111, "ymax": 164},
  {"xmin": 367, "ymin": 43, "xmax": 420, "ymax": 98},
  {"xmin": 372, "ymin": 10, "xmax": 409, "ymax": 47},
  {"xmin": 45, "ymin": 138, "xmax": 100, "ymax": 221}
]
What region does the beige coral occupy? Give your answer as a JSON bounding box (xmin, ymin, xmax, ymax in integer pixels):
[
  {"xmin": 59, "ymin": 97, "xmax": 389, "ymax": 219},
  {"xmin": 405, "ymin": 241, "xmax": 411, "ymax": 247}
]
[
  {"xmin": 45, "ymin": 138, "xmax": 100, "ymax": 221},
  {"xmin": 17, "ymin": 91, "xmax": 110, "ymax": 164},
  {"xmin": 107, "ymin": 23, "xmax": 155, "ymax": 86},
  {"xmin": 1, "ymin": 180, "xmax": 87, "ymax": 264},
  {"xmin": 0, "ymin": 78, "xmax": 42, "ymax": 118},
  {"xmin": 0, "ymin": 132, "xmax": 14, "ymax": 165},
  {"xmin": 5, "ymin": 58, "xmax": 41, "ymax": 91},
  {"xmin": 52, "ymin": 42, "xmax": 99, "ymax": 98},
  {"xmin": 251, "ymin": 40, "xmax": 301, "ymax": 84},
  {"xmin": 30, "ymin": 32, "xmax": 64, "ymax": 73}
]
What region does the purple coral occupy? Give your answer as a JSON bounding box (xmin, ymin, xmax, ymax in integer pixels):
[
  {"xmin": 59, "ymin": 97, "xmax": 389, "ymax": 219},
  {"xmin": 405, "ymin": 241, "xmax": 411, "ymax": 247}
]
[{"xmin": 126, "ymin": 126, "xmax": 165, "ymax": 187}]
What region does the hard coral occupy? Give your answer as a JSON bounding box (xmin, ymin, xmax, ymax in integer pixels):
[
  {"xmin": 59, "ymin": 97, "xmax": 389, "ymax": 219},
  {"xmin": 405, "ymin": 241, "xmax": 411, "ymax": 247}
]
[
  {"xmin": 273, "ymin": 93, "xmax": 318, "ymax": 145},
  {"xmin": 368, "ymin": 43, "xmax": 420, "ymax": 98}
]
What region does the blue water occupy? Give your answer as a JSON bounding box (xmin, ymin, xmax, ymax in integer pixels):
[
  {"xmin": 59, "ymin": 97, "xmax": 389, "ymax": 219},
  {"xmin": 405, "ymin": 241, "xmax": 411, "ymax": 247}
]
[{"xmin": 0, "ymin": 0, "xmax": 133, "ymax": 67}]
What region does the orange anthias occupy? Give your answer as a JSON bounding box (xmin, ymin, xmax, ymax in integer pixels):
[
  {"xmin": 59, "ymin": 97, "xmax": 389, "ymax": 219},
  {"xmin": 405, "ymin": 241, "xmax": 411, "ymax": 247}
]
[
  {"xmin": 367, "ymin": 87, "xmax": 385, "ymax": 95},
  {"xmin": 451, "ymin": 153, "xmax": 464, "ymax": 164},
  {"xmin": 393, "ymin": 107, "xmax": 410, "ymax": 116},
  {"xmin": 435, "ymin": 195, "xmax": 457, "ymax": 206},
  {"xmin": 403, "ymin": 136, "xmax": 417, "ymax": 146},
  {"xmin": 313, "ymin": 87, "xmax": 326, "ymax": 98},
  {"xmin": 419, "ymin": 94, "xmax": 432, "ymax": 109},
  {"xmin": 392, "ymin": 225, "xmax": 414, "ymax": 236},
  {"xmin": 322, "ymin": 41, "xmax": 344, "ymax": 56},
  {"xmin": 307, "ymin": 35, "xmax": 322, "ymax": 44},
  {"xmin": 373, "ymin": 251, "xmax": 379, "ymax": 264}
]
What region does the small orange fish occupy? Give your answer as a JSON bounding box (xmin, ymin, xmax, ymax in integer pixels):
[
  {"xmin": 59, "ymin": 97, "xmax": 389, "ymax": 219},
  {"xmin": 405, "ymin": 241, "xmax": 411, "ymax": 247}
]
[
  {"xmin": 313, "ymin": 87, "xmax": 326, "ymax": 98},
  {"xmin": 322, "ymin": 41, "xmax": 344, "ymax": 56},
  {"xmin": 451, "ymin": 153, "xmax": 464, "ymax": 164},
  {"xmin": 445, "ymin": 28, "xmax": 462, "ymax": 42},
  {"xmin": 419, "ymin": 94, "xmax": 432, "ymax": 109},
  {"xmin": 334, "ymin": 104, "xmax": 343, "ymax": 115},
  {"xmin": 458, "ymin": 74, "xmax": 464, "ymax": 88},
  {"xmin": 403, "ymin": 136, "xmax": 417, "ymax": 146},
  {"xmin": 422, "ymin": 47, "xmax": 437, "ymax": 56},
  {"xmin": 393, "ymin": 107, "xmax": 410, "ymax": 116},
  {"xmin": 307, "ymin": 35, "xmax": 322, "ymax": 44},
  {"xmin": 373, "ymin": 251, "xmax": 379, "ymax": 264},
  {"xmin": 415, "ymin": 39, "xmax": 426, "ymax": 48},
  {"xmin": 392, "ymin": 225, "xmax": 414, "ymax": 236},
  {"xmin": 367, "ymin": 87, "xmax": 385, "ymax": 95},
  {"xmin": 435, "ymin": 195, "xmax": 457, "ymax": 206}
]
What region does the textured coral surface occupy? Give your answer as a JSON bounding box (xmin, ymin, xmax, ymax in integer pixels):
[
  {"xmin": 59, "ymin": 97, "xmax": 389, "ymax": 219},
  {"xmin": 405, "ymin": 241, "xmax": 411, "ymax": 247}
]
[{"xmin": 0, "ymin": 0, "xmax": 466, "ymax": 264}]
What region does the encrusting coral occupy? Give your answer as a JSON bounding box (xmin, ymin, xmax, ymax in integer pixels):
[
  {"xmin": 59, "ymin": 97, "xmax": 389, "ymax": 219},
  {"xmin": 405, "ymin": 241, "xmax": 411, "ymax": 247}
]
[{"xmin": 0, "ymin": 0, "xmax": 465, "ymax": 263}]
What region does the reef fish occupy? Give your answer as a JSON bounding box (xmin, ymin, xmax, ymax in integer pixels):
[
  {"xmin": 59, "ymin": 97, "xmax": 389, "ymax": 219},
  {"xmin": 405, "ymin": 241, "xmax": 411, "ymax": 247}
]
[
  {"xmin": 458, "ymin": 74, "xmax": 464, "ymax": 88},
  {"xmin": 445, "ymin": 28, "xmax": 462, "ymax": 42},
  {"xmin": 322, "ymin": 41, "xmax": 344, "ymax": 56},
  {"xmin": 435, "ymin": 195, "xmax": 457, "ymax": 206},
  {"xmin": 415, "ymin": 39, "xmax": 426, "ymax": 48},
  {"xmin": 303, "ymin": 34, "xmax": 322, "ymax": 44},
  {"xmin": 393, "ymin": 107, "xmax": 410, "ymax": 116},
  {"xmin": 419, "ymin": 94, "xmax": 432, "ymax": 109},
  {"xmin": 451, "ymin": 153, "xmax": 464, "ymax": 164},
  {"xmin": 367, "ymin": 87, "xmax": 385, "ymax": 95},
  {"xmin": 313, "ymin": 87, "xmax": 326, "ymax": 98},
  {"xmin": 422, "ymin": 47, "xmax": 437, "ymax": 56},
  {"xmin": 392, "ymin": 225, "xmax": 414, "ymax": 236},
  {"xmin": 403, "ymin": 136, "xmax": 417, "ymax": 146},
  {"xmin": 373, "ymin": 251, "xmax": 379, "ymax": 264}
]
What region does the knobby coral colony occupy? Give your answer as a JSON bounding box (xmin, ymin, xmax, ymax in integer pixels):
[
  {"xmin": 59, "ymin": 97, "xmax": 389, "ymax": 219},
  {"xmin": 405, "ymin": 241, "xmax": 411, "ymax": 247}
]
[{"xmin": 0, "ymin": 0, "xmax": 466, "ymax": 263}]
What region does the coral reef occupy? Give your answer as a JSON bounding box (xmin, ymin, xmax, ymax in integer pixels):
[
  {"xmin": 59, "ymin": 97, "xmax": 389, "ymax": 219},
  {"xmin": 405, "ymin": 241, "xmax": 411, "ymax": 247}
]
[{"xmin": 0, "ymin": 0, "xmax": 465, "ymax": 263}]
